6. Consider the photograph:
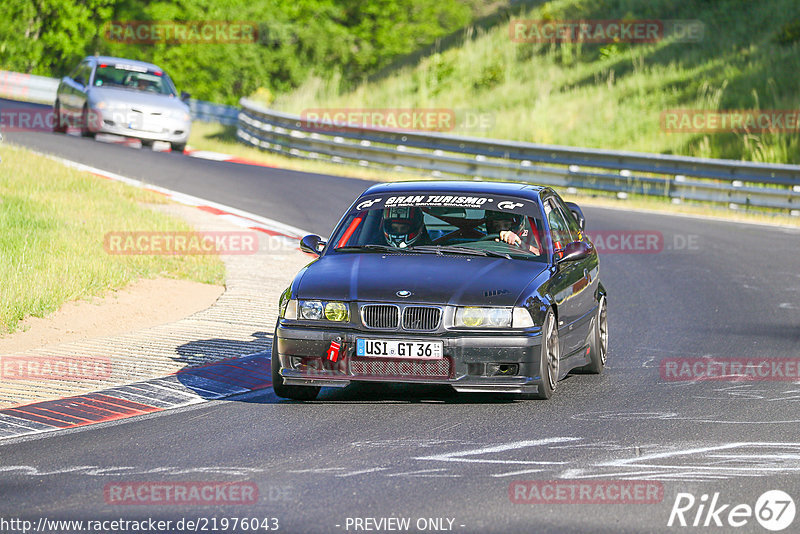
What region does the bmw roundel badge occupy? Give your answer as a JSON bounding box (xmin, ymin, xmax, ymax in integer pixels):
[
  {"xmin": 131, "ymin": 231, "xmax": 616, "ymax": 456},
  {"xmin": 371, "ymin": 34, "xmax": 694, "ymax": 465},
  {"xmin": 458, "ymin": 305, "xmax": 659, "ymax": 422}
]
[{"xmin": 396, "ymin": 290, "xmax": 412, "ymax": 298}]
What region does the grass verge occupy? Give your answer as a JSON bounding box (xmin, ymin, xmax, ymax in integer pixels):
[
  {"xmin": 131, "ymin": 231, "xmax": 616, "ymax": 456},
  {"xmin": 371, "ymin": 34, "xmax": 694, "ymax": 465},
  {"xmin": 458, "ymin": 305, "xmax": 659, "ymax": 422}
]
[
  {"xmin": 268, "ymin": 0, "xmax": 800, "ymax": 164},
  {"xmin": 0, "ymin": 143, "xmax": 225, "ymax": 334}
]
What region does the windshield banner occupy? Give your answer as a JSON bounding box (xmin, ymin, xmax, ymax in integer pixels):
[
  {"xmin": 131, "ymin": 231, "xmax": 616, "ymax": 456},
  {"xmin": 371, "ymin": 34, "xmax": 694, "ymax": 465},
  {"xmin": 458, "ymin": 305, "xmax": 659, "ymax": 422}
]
[{"xmin": 352, "ymin": 193, "xmax": 536, "ymax": 214}]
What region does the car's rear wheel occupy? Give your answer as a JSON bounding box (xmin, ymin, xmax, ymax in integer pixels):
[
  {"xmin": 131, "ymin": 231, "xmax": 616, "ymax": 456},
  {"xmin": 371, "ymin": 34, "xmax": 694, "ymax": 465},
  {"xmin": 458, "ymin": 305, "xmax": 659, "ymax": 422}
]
[
  {"xmin": 533, "ymin": 310, "xmax": 559, "ymax": 399},
  {"xmin": 271, "ymin": 331, "xmax": 320, "ymax": 401},
  {"xmin": 53, "ymin": 101, "xmax": 67, "ymax": 133},
  {"xmin": 80, "ymin": 106, "xmax": 94, "ymax": 138},
  {"xmin": 576, "ymin": 296, "xmax": 608, "ymax": 374}
]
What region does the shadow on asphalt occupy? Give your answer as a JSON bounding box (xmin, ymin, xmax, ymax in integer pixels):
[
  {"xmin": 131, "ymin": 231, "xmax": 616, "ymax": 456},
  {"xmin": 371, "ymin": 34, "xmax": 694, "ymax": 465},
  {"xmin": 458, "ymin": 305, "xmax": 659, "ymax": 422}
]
[
  {"xmin": 174, "ymin": 331, "xmax": 273, "ymax": 365},
  {"xmin": 255, "ymin": 381, "xmax": 521, "ymax": 405},
  {"xmin": 173, "ymin": 332, "xmax": 537, "ymax": 405}
]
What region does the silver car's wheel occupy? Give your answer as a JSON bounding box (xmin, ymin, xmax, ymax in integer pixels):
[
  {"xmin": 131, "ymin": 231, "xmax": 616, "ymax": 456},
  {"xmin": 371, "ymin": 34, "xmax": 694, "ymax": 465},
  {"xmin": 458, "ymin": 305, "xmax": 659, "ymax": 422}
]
[
  {"xmin": 53, "ymin": 101, "xmax": 67, "ymax": 133},
  {"xmin": 80, "ymin": 106, "xmax": 95, "ymax": 138}
]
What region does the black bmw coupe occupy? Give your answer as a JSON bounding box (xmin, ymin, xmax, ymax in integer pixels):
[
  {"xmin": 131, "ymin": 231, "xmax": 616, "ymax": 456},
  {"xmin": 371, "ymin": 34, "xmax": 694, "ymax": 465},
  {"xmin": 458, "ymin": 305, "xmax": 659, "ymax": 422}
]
[{"xmin": 272, "ymin": 181, "xmax": 607, "ymax": 400}]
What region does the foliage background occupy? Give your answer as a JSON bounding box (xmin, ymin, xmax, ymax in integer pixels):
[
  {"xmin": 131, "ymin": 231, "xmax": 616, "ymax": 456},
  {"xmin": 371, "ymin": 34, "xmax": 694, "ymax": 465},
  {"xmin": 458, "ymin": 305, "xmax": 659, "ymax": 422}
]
[
  {"xmin": 0, "ymin": 0, "xmax": 494, "ymax": 105},
  {"xmin": 2, "ymin": 0, "xmax": 798, "ymax": 162}
]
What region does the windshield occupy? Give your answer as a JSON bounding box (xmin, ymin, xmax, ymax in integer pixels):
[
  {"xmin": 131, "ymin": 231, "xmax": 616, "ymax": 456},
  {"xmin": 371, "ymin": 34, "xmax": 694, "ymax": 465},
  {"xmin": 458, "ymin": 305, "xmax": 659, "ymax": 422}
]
[
  {"xmin": 92, "ymin": 63, "xmax": 177, "ymax": 96},
  {"xmin": 329, "ymin": 193, "xmax": 548, "ymax": 260}
]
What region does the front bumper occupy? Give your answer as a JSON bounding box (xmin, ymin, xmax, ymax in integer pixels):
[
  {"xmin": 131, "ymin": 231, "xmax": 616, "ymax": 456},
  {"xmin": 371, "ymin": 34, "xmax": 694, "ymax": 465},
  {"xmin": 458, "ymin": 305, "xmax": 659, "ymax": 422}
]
[
  {"xmin": 93, "ymin": 109, "xmax": 190, "ymax": 144},
  {"xmin": 275, "ymin": 323, "xmax": 545, "ymax": 394}
]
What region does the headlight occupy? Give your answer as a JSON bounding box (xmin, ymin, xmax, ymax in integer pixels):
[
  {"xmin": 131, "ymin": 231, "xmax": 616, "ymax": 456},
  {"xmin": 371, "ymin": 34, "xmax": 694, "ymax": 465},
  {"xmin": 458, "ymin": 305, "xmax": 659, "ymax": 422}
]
[
  {"xmin": 300, "ymin": 300, "xmax": 323, "ymax": 320},
  {"xmin": 455, "ymin": 307, "xmax": 512, "ymax": 328},
  {"xmin": 172, "ymin": 110, "xmax": 191, "ymax": 121},
  {"xmin": 93, "ymin": 101, "xmax": 123, "ymax": 110},
  {"xmin": 324, "ymin": 301, "xmax": 349, "ymax": 322},
  {"xmin": 454, "ymin": 307, "xmax": 534, "ymax": 328},
  {"xmin": 294, "ymin": 300, "xmax": 350, "ymax": 322}
]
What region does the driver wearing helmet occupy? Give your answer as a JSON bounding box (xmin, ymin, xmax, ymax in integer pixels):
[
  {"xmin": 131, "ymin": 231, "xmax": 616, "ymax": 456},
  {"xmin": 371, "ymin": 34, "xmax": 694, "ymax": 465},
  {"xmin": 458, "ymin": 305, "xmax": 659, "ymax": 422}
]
[
  {"xmin": 485, "ymin": 210, "xmax": 540, "ymax": 254},
  {"xmin": 382, "ymin": 206, "xmax": 430, "ymax": 248}
]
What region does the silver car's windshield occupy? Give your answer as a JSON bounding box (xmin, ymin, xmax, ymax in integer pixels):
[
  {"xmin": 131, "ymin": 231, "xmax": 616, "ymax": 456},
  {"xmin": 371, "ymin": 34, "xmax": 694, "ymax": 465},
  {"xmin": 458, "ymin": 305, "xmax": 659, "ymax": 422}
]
[{"xmin": 93, "ymin": 64, "xmax": 177, "ymax": 96}]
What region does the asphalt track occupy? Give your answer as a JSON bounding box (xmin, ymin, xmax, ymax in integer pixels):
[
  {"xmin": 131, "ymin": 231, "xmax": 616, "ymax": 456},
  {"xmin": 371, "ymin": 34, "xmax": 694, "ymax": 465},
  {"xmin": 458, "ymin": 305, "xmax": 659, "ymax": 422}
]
[{"xmin": 2, "ymin": 98, "xmax": 800, "ymax": 533}]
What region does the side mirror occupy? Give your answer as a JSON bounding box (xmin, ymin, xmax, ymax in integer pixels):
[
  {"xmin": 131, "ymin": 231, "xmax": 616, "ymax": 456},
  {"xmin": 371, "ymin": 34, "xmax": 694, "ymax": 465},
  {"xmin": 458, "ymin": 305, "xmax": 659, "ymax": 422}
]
[
  {"xmin": 557, "ymin": 241, "xmax": 592, "ymax": 264},
  {"xmin": 299, "ymin": 234, "xmax": 326, "ymax": 256},
  {"xmin": 180, "ymin": 91, "xmax": 191, "ymax": 103},
  {"xmin": 565, "ymin": 201, "xmax": 585, "ymax": 231}
]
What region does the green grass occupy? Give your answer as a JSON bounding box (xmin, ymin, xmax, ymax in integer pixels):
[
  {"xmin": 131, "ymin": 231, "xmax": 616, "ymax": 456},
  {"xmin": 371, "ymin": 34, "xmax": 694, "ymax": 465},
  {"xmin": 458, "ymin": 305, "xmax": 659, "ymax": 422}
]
[
  {"xmin": 266, "ymin": 0, "xmax": 800, "ymax": 164},
  {"xmin": 0, "ymin": 144, "xmax": 225, "ymax": 334}
]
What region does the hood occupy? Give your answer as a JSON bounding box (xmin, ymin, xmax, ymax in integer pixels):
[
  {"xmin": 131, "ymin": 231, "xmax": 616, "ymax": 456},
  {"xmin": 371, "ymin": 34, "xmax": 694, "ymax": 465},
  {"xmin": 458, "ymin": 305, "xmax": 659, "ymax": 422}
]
[
  {"xmin": 87, "ymin": 86, "xmax": 188, "ymax": 113},
  {"xmin": 296, "ymin": 253, "xmax": 547, "ymax": 306}
]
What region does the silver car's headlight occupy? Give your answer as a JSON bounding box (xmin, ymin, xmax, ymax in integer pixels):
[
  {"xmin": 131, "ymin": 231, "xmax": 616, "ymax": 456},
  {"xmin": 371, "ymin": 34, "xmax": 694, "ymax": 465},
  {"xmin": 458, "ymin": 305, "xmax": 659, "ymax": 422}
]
[
  {"xmin": 92, "ymin": 100, "xmax": 124, "ymax": 110},
  {"xmin": 454, "ymin": 307, "xmax": 534, "ymax": 328},
  {"xmin": 172, "ymin": 109, "xmax": 191, "ymax": 121}
]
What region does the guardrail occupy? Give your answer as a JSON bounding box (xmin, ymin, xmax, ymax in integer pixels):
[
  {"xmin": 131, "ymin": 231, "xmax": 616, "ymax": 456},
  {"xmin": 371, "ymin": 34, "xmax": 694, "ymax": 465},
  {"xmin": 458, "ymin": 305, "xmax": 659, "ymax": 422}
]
[
  {"xmin": 0, "ymin": 70, "xmax": 238, "ymax": 125},
  {"xmin": 0, "ymin": 71, "xmax": 59, "ymax": 104},
  {"xmin": 186, "ymin": 100, "xmax": 238, "ymax": 126},
  {"xmin": 238, "ymin": 98, "xmax": 800, "ymax": 214}
]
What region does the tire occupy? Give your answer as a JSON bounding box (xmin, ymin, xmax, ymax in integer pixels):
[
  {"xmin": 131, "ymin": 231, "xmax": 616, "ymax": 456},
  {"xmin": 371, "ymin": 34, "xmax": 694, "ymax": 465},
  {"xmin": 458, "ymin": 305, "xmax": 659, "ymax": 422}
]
[
  {"xmin": 533, "ymin": 310, "xmax": 560, "ymax": 399},
  {"xmin": 575, "ymin": 296, "xmax": 608, "ymax": 374},
  {"xmin": 271, "ymin": 331, "xmax": 320, "ymax": 401},
  {"xmin": 170, "ymin": 142, "xmax": 186, "ymax": 153},
  {"xmin": 80, "ymin": 106, "xmax": 94, "ymax": 138},
  {"xmin": 53, "ymin": 101, "xmax": 67, "ymax": 133}
]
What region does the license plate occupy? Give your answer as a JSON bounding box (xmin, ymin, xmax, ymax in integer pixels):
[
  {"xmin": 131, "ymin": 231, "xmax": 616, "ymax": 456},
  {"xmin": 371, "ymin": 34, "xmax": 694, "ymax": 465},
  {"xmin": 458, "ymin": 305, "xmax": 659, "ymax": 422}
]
[
  {"xmin": 356, "ymin": 339, "xmax": 443, "ymax": 359},
  {"xmin": 129, "ymin": 119, "xmax": 161, "ymax": 133}
]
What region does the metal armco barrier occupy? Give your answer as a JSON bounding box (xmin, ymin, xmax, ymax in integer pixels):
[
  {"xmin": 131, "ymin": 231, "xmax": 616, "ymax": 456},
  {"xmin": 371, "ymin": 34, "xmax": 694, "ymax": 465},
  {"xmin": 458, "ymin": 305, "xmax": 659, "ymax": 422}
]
[
  {"xmin": 0, "ymin": 71, "xmax": 59, "ymax": 104},
  {"xmin": 0, "ymin": 70, "xmax": 237, "ymax": 125},
  {"xmin": 238, "ymin": 97, "xmax": 800, "ymax": 214},
  {"xmin": 187, "ymin": 99, "xmax": 238, "ymax": 125}
]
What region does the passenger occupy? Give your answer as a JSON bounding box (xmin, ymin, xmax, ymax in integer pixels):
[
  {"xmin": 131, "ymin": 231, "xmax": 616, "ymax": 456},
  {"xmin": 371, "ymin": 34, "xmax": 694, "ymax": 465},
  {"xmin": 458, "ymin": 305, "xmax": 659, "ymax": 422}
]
[{"xmin": 485, "ymin": 210, "xmax": 541, "ymax": 254}]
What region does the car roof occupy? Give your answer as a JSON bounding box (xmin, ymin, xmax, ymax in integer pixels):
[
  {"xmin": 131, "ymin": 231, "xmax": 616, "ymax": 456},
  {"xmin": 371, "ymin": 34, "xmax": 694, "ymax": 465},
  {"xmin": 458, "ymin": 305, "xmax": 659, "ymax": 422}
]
[
  {"xmin": 362, "ymin": 180, "xmax": 549, "ymax": 201},
  {"xmin": 84, "ymin": 56, "xmax": 163, "ymax": 71}
]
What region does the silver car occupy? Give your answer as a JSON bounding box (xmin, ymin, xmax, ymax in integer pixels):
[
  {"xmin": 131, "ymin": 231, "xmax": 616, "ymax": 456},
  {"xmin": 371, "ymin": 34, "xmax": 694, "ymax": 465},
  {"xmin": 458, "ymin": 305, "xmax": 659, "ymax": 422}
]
[{"xmin": 53, "ymin": 56, "xmax": 191, "ymax": 152}]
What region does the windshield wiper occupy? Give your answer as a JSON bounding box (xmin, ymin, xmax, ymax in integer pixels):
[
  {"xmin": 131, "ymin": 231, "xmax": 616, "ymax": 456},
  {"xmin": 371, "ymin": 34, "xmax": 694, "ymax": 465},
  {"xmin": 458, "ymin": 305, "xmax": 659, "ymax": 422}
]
[
  {"xmin": 336, "ymin": 244, "xmax": 401, "ymax": 253},
  {"xmin": 409, "ymin": 245, "xmax": 511, "ymax": 260}
]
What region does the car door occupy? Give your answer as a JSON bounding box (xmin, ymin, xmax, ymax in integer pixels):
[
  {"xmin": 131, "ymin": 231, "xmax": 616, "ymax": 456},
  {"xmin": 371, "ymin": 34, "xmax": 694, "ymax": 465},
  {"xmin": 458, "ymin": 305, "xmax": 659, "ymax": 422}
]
[
  {"xmin": 61, "ymin": 61, "xmax": 91, "ymax": 116},
  {"xmin": 543, "ymin": 197, "xmax": 587, "ymax": 356},
  {"xmin": 552, "ymin": 194, "xmax": 599, "ymax": 351}
]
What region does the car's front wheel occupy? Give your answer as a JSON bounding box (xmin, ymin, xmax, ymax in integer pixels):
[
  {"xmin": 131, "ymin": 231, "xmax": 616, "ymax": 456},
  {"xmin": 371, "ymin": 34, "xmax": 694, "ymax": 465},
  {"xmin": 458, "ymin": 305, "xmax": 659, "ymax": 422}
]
[
  {"xmin": 271, "ymin": 331, "xmax": 320, "ymax": 401},
  {"xmin": 170, "ymin": 142, "xmax": 186, "ymax": 153},
  {"xmin": 80, "ymin": 106, "xmax": 94, "ymax": 138},
  {"xmin": 53, "ymin": 101, "xmax": 67, "ymax": 133},
  {"xmin": 532, "ymin": 310, "xmax": 559, "ymax": 399}
]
